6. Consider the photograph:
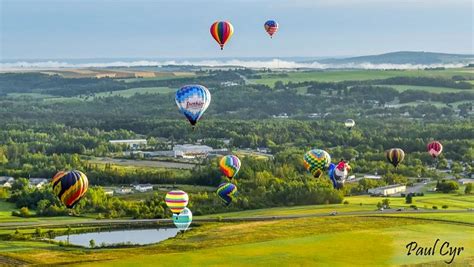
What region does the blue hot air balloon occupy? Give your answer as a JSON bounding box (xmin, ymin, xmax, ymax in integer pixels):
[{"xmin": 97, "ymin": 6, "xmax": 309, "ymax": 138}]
[
  {"xmin": 175, "ymin": 85, "xmax": 211, "ymax": 128},
  {"xmin": 172, "ymin": 207, "xmax": 193, "ymax": 231}
]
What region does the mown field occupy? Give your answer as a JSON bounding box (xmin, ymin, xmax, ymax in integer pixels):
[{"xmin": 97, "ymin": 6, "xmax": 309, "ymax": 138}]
[
  {"xmin": 92, "ymin": 87, "xmax": 175, "ymax": 98},
  {"xmin": 0, "ymin": 215, "xmax": 472, "ymax": 266}
]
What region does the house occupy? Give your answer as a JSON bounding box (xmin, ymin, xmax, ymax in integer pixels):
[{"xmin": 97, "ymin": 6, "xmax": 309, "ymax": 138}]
[
  {"xmin": 29, "ymin": 178, "xmax": 49, "ymax": 189},
  {"xmin": 114, "ymin": 187, "xmax": 133, "ymax": 194},
  {"xmin": 173, "ymin": 144, "xmax": 213, "ymax": 159},
  {"xmin": 0, "ymin": 176, "xmax": 14, "ymax": 188},
  {"xmin": 134, "ymin": 184, "xmax": 153, "ymax": 192},
  {"xmin": 104, "ymin": 189, "xmax": 114, "ymax": 196},
  {"xmin": 257, "ymin": 147, "xmax": 271, "ymax": 154},
  {"xmin": 368, "ymin": 184, "xmax": 406, "ymax": 196},
  {"xmin": 109, "ymin": 139, "xmax": 147, "ymax": 150}
]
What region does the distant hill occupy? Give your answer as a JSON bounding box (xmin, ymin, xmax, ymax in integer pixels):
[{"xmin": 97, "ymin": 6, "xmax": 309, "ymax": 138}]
[{"xmin": 317, "ymin": 51, "xmax": 474, "ymax": 65}]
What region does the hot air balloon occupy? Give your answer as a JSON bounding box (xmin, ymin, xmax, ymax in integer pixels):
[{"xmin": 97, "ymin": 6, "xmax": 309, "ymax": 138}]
[
  {"xmin": 165, "ymin": 190, "xmax": 189, "ymax": 214},
  {"xmin": 175, "ymin": 85, "xmax": 211, "ymax": 129},
  {"xmin": 427, "ymin": 141, "xmax": 443, "ymax": 158},
  {"xmin": 172, "ymin": 207, "xmax": 193, "ymax": 231},
  {"xmin": 303, "ymin": 149, "xmax": 331, "ymax": 178},
  {"xmin": 264, "ymin": 20, "xmax": 279, "ymax": 38},
  {"xmin": 210, "ymin": 21, "xmax": 234, "ymax": 50},
  {"xmin": 219, "ymin": 155, "xmax": 241, "ymax": 180},
  {"xmin": 345, "ymin": 119, "xmax": 355, "ymax": 130},
  {"xmin": 331, "ymin": 160, "xmax": 351, "ymax": 189},
  {"xmin": 386, "ymin": 148, "xmax": 405, "ymax": 168},
  {"xmin": 216, "ymin": 183, "xmax": 237, "ymax": 206},
  {"xmin": 51, "ymin": 170, "xmax": 89, "ymax": 209}
]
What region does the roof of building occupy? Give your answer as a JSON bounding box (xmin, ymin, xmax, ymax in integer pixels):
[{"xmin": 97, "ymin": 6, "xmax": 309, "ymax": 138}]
[
  {"xmin": 370, "ymin": 184, "xmax": 406, "ymax": 190},
  {"xmin": 109, "ymin": 139, "xmax": 147, "ymax": 143}
]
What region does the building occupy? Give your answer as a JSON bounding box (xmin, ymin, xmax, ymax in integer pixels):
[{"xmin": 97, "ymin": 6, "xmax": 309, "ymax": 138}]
[
  {"xmin": 29, "ymin": 178, "xmax": 49, "ymax": 189},
  {"xmin": 114, "ymin": 187, "xmax": 133, "ymax": 194},
  {"xmin": 109, "ymin": 139, "xmax": 147, "ymax": 150},
  {"xmin": 368, "ymin": 184, "xmax": 406, "ymax": 196},
  {"xmin": 458, "ymin": 179, "xmax": 474, "ymax": 185},
  {"xmin": 173, "ymin": 144, "xmax": 213, "ymax": 159},
  {"xmin": 363, "ymin": 174, "xmax": 382, "ymax": 180},
  {"xmin": 134, "ymin": 184, "xmax": 153, "ymax": 192},
  {"xmin": 0, "ymin": 176, "xmax": 14, "ymax": 188}
]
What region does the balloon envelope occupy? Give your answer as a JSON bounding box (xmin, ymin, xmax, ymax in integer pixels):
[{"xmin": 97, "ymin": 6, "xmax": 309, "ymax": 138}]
[
  {"xmin": 175, "ymin": 85, "xmax": 211, "ymax": 127},
  {"xmin": 427, "ymin": 141, "xmax": 443, "ymax": 158},
  {"xmin": 345, "ymin": 119, "xmax": 355, "ymax": 129},
  {"xmin": 172, "ymin": 207, "xmax": 193, "ymax": 231},
  {"xmin": 264, "ymin": 20, "xmax": 279, "ymax": 37},
  {"xmin": 219, "ymin": 155, "xmax": 241, "ymax": 179},
  {"xmin": 216, "ymin": 183, "xmax": 237, "ymax": 206},
  {"xmin": 51, "ymin": 170, "xmax": 89, "ymax": 209},
  {"xmin": 210, "ymin": 21, "xmax": 234, "ymax": 49},
  {"xmin": 165, "ymin": 190, "xmax": 189, "ymax": 214},
  {"xmin": 386, "ymin": 148, "xmax": 405, "ymax": 168},
  {"xmin": 303, "ymin": 149, "xmax": 331, "ymax": 178}
]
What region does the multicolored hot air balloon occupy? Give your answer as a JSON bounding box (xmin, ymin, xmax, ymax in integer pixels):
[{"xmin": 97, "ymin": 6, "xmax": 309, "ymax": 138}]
[
  {"xmin": 386, "ymin": 148, "xmax": 405, "ymax": 168},
  {"xmin": 172, "ymin": 207, "xmax": 193, "ymax": 231},
  {"xmin": 216, "ymin": 183, "xmax": 237, "ymax": 206},
  {"xmin": 328, "ymin": 160, "xmax": 351, "ymax": 189},
  {"xmin": 303, "ymin": 149, "xmax": 331, "ymax": 178},
  {"xmin": 210, "ymin": 21, "xmax": 234, "ymax": 50},
  {"xmin": 219, "ymin": 155, "xmax": 241, "ymax": 180},
  {"xmin": 264, "ymin": 20, "xmax": 279, "ymax": 38},
  {"xmin": 427, "ymin": 141, "xmax": 443, "ymax": 158},
  {"xmin": 345, "ymin": 119, "xmax": 355, "ymax": 130},
  {"xmin": 165, "ymin": 190, "xmax": 189, "ymax": 214},
  {"xmin": 175, "ymin": 85, "xmax": 211, "ymax": 128},
  {"xmin": 51, "ymin": 170, "xmax": 89, "ymax": 209}
]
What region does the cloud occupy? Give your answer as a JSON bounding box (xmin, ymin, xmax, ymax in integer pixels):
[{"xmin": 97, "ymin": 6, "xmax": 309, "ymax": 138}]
[{"xmin": 0, "ymin": 59, "xmax": 469, "ymax": 71}]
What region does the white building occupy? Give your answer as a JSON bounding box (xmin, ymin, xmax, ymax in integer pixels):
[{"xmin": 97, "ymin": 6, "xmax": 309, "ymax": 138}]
[
  {"xmin": 109, "ymin": 139, "xmax": 147, "ymax": 150},
  {"xmin": 114, "ymin": 187, "xmax": 133, "ymax": 194},
  {"xmin": 173, "ymin": 144, "xmax": 213, "ymax": 158},
  {"xmin": 363, "ymin": 174, "xmax": 382, "ymax": 180},
  {"xmin": 458, "ymin": 179, "xmax": 474, "ymax": 185},
  {"xmin": 0, "ymin": 176, "xmax": 14, "ymax": 188},
  {"xmin": 29, "ymin": 178, "xmax": 49, "ymax": 189},
  {"xmin": 368, "ymin": 184, "xmax": 406, "ymax": 196},
  {"xmin": 134, "ymin": 184, "xmax": 153, "ymax": 192}
]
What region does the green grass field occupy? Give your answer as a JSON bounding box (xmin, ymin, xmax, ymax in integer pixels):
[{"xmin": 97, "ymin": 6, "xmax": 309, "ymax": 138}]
[
  {"xmin": 251, "ymin": 69, "xmax": 474, "ymax": 87},
  {"xmin": 1, "ymin": 216, "xmax": 472, "ymax": 266}
]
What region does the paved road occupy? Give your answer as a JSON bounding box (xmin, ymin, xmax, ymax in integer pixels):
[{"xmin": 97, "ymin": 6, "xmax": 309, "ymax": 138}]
[{"xmin": 1, "ymin": 209, "xmax": 471, "ymax": 230}]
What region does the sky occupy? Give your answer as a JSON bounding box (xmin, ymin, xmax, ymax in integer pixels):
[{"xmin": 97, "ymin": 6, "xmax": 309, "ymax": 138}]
[{"xmin": 0, "ymin": 0, "xmax": 473, "ymax": 60}]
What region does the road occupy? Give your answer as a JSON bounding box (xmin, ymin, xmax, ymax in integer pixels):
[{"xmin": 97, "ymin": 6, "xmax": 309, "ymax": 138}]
[{"xmin": 1, "ymin": 209, "xmax": 471, "ymax": 230}]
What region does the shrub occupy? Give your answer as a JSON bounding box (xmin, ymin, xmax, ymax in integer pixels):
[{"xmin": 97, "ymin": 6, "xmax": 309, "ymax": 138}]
[
  {"xmin": 442, "ymin": 205, "xmax": 448, "ymax": 209},
  {"xmin": 343, "ymin": 200, "xmax": 349, "ymax": 205},
  {"xmin": 432, "ymin": 206, "xmax": 438, "ymax": 210}
]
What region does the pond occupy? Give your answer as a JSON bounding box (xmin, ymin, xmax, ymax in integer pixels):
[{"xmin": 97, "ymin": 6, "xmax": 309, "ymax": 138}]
[{"xmin": 54, "ymin": 228, "xmax": 180, "ymax": 247}]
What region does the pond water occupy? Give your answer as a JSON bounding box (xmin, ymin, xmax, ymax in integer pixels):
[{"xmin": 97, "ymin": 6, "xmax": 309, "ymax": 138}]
[{"xmin": 54, "ymin": 228, "xmax": 180, "ymax": 247}]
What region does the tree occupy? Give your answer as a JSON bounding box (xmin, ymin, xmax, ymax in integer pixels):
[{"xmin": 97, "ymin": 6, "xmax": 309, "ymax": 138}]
[
  {"xmin": 89, "ymin": 239, "xmax": 96, "ymax": 248},
  {"xmin": 405, "ymin": 193, "xmax": 413, "ymax": 204},
  {"xmin": 465, "ymin": 183, "xmax": 473, "ymax": 194},
  {"xmin": 382, "ymin": 198, "xmax": 390, "ymax": 209}
]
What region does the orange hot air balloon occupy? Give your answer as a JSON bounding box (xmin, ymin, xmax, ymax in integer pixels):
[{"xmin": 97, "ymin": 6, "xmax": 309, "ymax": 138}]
[{"xmin": 210, "ymin": 21, "xmax": 234, "ymax": 50}]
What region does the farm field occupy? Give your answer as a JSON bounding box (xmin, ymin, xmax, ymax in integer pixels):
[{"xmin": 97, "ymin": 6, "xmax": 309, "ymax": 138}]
[
  {"xmin": 376, "ymin": 84, "xmax": 473, "ymax": 93},
  {"xmin": 89, "ymin": 157, "xmax": 196, "ymax": 170},
  {"xmin": 251, "ymin": 68, "xmax": 474, "ymax": 87}
]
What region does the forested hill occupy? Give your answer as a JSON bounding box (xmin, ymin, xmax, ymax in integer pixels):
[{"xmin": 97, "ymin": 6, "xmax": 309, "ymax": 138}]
[{"xmin": 318, "ymin": 51, "xmax": 474, "ymax": 65}]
